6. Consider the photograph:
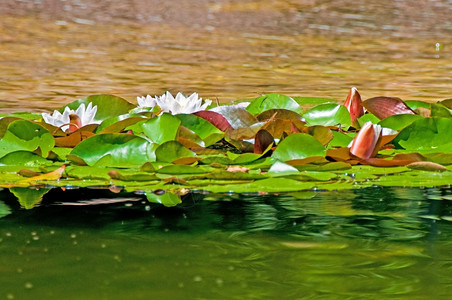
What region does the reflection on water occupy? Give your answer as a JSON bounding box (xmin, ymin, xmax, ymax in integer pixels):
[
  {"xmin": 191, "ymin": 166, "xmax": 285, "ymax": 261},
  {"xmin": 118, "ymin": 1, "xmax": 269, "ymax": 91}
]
[
  {"xmin": 0, "ymin": 186, "xmax": 452, "ymax": 298},
  {"xmin": 1, "ymin": 1, "xmax": 452, "ymax": 113}
]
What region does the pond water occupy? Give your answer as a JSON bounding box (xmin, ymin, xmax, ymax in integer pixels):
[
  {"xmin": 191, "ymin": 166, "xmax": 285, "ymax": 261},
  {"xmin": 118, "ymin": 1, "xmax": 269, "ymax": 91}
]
[
  {"xmin": 1, "ymin": 0, "xmax": 452, "ymax": 298},
  {"xmin": 1, "ymin": 186, "xmax": 452, "ymax": 299}
]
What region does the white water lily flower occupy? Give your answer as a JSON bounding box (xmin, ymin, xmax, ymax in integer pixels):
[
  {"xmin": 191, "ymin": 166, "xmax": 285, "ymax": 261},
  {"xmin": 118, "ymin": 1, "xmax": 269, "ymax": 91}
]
[
  {"xmin": 136, "ymin": 95, "xmax": 158, "ymax": 108},
  {"xmin": 137, "ymin": 92, "xmax": 211, "ymax": 114},
  {"xmin": 42, "ymin": 102, "xmax": 100, "ymax": 132}
]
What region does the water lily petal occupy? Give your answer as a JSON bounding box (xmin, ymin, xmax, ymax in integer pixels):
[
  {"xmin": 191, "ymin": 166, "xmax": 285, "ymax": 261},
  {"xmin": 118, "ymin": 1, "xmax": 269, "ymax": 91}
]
[{"xmin": 349, "ymin": 121, "xmax": 382, "ymax": 160}]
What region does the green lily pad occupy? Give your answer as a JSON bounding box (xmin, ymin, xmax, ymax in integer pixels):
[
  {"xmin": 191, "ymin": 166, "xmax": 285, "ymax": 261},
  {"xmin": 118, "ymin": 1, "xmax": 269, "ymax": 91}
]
[
  {"xmin": 175, "ymin": 114, "xmax": 224, "ymax": 146},
  {"xmin": 155, "ymin": 141, "xmax": 195, "ymax": 163},
  {"xmin": 405, "ymin": 100, "xmax": 431, "ymax": 110},
  {"xmin": 246, "ymin": 94, "xmax": 302, "ymax": 115},
  {"xmin": 430, "ymin": 103, "xmax": 452, "ymax": 118},
  {"xmin": 393, "ymin": 117, "xmax": 452, "ymax": 152},
  {"xmin": 0, "ymin": 120, "xmax": 54, "ymax": 159},
  {"xmin": 329, "ymin": 131, "xmax": 354, "ymax": 148},
  {"xmin": 378, "ymin": 114, "xmax": 423, "ymax": 131},
  {"xmin": 142, "ymin": 113, "xmax": 181, "ymax": 144},
  {"xmin": 0, "ymin": 151, "xmax": 54, "ymax": 167},
  {"xmin": 358, "ymin": 113, "xmax": 380, "ymax": 126},
  {"xmin": 64, "ymin": 94, "xmax": 135, "ymax": 122},
  {"xmin": 70, "ymin": 133, "xmax": 155, "ymax": 167},
  {"xmin": 293, "ymin": 97, "xmax": 337, "ymax": 107},
  {"xmin": 303, "ymin": 104, "xmax": 351, "ymax": 129},
  {"xmin": 272, "ymin": 133, "xmax": 326, "ymax": 162}
]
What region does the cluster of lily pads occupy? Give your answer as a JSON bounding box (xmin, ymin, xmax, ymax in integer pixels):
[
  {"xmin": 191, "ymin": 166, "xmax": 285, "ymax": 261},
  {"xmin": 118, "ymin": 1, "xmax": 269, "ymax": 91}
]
[{"xmin": 0, "ymin": 89, "xmax": 451, "ymax": 208}]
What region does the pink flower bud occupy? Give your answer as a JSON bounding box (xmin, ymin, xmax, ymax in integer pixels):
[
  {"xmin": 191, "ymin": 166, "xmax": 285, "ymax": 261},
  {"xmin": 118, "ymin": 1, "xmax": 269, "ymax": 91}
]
[
  {"xmin": 344, "ymin": 87, "xmax": 364, "ymax": 127},
  {"xmin": 349, "ymin": 121, "xmax": 382, "ymax": 159}
]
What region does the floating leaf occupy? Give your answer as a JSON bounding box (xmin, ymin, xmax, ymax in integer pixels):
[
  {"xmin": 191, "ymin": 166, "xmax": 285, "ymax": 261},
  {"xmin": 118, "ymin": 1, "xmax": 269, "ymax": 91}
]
[
  {"xmin": 98, "ymin": 115, "xmax": 146, "ymax": 134},
  {"xmin": 308, "ymin": 126, "xmax": 333, "ymax": 146},
  {"xmin": 256, "ymin": 109, "xmax": 303, "ymax": 122},
  {"xmin": 441, "ymin": 99, "xmax": 452, "ymax": 109},
  {"xmin": 430, "ymin": 103, "xmax": 452, "ymax": 118},
  {"xmin": 0, "ymin": 117, "xmax": 21, "ymax": 139},
  {"xmin": 246, "ymin": 94, "xmax": 302, "ymax": 115},
  {"xmin": 378, "ymin": 114, "xmax": 423, "ymax": 131},
  {"xmin": 209, "ymin": 105, "xmax": 258, "ymax": 129},
  {"xmin": 54, "ymin": 125, "xmax": 97, "ymax": 147},
  {"xmin": 0, "ymin": 151, "xmax": 53, "ymax": 167},
  {"xmin": 23, "ymin": 165, "xmax": 66, "ymax": 183},
  {"xmin": 358, "ymin": 113, "xmax": 380, "ymax": 127},
  {"xmin": 405, "ymin": 100, "xmax": 431, "ymax": 110},
  {"xmin": 176, "ymin": 114, "xmax": 224, "ymax": 146},
  {"xmin": 272, "ymin": 133, "xmax": 326, "ymax": 162},
  {"xmin": 70, "ymin": 134, "xmax": 155, "ymax": 166},
  {"xmin": 254, "ymin": 129, "xmax": 274, "ymax": 154},
  {"xmin": 142, "ymin": 113, "xmax": 181, "ymax": 144},
  {"xmin": 177, "ymin": 126, "xmax": 205, "ymax": 148},
  {"xmin": 363, "ymin": 97, "xmax": 416, "ymax": 120},
  {"xmin": 303, "ymin": 104, "xmax": 351, "ymax": 129},
  {"xmin": 268, "ymin": 161, "xmax": 300, "ymax": 176},
  {"xmin": 261, "ymin": 118, "xmax": 305, "ymax": 139},
  {"xmin": 293, "ymin": 97, "xmax": 336, "ymax": 109},
  {"xmin": 193, "ymin": 111, "xmax": 233, "ymax": 131},
  {"xmin": 407, "ymin": 161, "xmax": 448, "ymax": 172},
  {"xmin": 393, "ymin": 117, "xmax": 452, "ymax": 152},
  {"xmin": 108, "ymin": 169, "xmax": 158, "ymax": 181},
  {"xmin": 155, "ymin": 141, "xmax": 195, "ymax": 163},
  {"xmin": 329, "ymin": 131, "xmax": 354, "ymax": 148},
  {"xmin": 64, "ymin": 94, "xmax": 135, "ymax": 122},
  {"xmin": 0, "ymin": 120, "xmax": 54, "ymax": 159}
]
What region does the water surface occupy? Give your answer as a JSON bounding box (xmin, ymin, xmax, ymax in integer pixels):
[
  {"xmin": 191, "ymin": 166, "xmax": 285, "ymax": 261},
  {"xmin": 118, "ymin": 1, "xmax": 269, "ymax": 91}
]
[
  {"xmin": 1, "ymin": 187, "xmax": 452, "ymax": 299},
  {"xmin": 1, "ymin": 0, "xmax": 451, "ymax": 113}
]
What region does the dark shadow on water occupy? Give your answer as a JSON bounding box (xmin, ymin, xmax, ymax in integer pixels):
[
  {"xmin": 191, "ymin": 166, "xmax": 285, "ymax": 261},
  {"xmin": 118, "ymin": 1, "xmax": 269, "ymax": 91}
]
[{"xmin": 1, "ymin": 186, "xmax": 452, "ymax": 242}]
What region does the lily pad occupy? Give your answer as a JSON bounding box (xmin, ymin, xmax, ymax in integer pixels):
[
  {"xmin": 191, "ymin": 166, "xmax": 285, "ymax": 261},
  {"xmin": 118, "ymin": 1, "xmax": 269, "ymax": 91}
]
[
  {"xmin": 175, "ymin": 114, "xmax": 224, "ymax": 146},
  {"xmin": 246, "ymin": 94, "xmax": 302, "ymax": 115},
  {"xmin": 64, "ymin": 94, "xmax": 135, "ymax": 122},
  {"xmin": 70, "ymin": 133, "xmax": 155, "ymax": 166},
  {"xmin": 142, "ymin": 113, "xmax": 181, "ymax": 144},
  {"xmin": 155, "ymin": 141, "xmax": 195, "ymax": 163},
  {"xmin": 272, "ymin": 133, "xmax": 326, "ymax": 162},
  {"xmin": 378, "ymin": 114, "xmax": 423, "ymax": 131},
  {"xmin": 0, "ymin": 120, "xmax": 54, "ymax": 159},
  {"xmin": 303, "ymin": 104, "xmax": 351, "ymax": 129},
  {"xmin": 393, "ymin": 117, "xmax": 452, "ymax": 152}
]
